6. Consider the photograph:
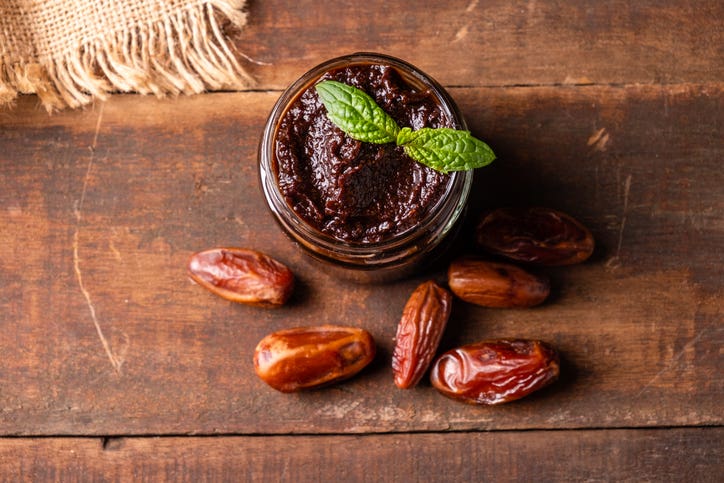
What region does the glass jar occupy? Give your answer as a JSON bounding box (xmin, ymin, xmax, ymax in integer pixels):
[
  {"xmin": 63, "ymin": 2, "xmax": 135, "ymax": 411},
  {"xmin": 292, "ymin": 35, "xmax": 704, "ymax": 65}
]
[{"xmin": 258, "ymin": 53, "xmax": 473, "ymax": 282}]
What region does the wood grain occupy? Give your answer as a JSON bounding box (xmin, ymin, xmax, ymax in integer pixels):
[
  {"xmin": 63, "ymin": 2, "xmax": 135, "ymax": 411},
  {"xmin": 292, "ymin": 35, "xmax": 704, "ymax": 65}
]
[
  {"xmin": 0, "ymin": 428, "xmax": 721, "ymax": 482},
  {"xmin": 1, "ymin": 1, "xmax": 721, "ymax": 479},
  {"xmin": 235, "ymin": 0, "xmax": 723, "ymax": 89},
  {"xmin": 1, "ymin": 83, "xmax": 720, "ymax": 435}
]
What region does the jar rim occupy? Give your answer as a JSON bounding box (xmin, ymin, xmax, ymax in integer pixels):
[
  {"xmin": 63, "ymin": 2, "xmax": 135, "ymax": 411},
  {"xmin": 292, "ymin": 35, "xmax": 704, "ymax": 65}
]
[{"xmin": 259, "ymin": 52, "xmax": 473, "ymax": 260}]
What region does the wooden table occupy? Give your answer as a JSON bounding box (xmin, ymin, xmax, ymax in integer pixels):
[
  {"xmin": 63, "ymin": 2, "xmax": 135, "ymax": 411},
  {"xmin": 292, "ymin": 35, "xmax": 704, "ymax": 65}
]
[{"xmin": 1, "ymin": 1, "xmax": 722, "ymax": 480}]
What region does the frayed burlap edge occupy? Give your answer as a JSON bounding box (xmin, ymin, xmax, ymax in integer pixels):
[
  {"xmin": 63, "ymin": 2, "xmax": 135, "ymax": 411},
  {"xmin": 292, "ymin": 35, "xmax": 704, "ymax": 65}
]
[{"xmin": 0, "ymin": 0, "xmax": 254, "ymax": 112}]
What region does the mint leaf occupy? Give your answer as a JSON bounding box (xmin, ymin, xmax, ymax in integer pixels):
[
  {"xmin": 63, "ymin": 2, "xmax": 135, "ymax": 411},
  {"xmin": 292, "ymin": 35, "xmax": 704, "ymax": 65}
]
[
  {"xmin": 315, "ymin": 80, "xmax": 400, "ymax": 144},
  {"xmin": 397, "ymin": 127, "xmax": 496, "ymax": 173},
  {"xmin": 314, "ymin": 80, "xmax": 496, "ymax": 173}
]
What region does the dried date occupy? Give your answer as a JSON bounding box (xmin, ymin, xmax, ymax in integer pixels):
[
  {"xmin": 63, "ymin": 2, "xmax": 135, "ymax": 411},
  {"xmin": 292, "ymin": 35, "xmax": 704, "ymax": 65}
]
[
  {"xmin": 430, "ymin": 339, "xmax": 559, "ymax": 405},
  {"xmin": 187, "ymin": 248, "xmax": 294, "ymax": 306},
  {"xmin": 392, "ymin": 281, "xmax": 453, "ymax": 389},
  {"xmin": 253, "ymin": 325, "xmax": 376, "ymax": 392},
  {"xmin": 475, "ymin": 207, "xmax": 594, "ymax": 265},
  {"xmin": 448, "ymin": 257, "xmax": 549, "ymax": 308}
]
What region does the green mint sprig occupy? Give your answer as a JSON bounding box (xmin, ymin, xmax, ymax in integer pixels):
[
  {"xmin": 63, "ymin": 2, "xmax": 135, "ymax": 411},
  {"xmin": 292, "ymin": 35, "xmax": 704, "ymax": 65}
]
[{"xmin": 314, "ymin": 80, "xmax": 495, "ymax": 173}]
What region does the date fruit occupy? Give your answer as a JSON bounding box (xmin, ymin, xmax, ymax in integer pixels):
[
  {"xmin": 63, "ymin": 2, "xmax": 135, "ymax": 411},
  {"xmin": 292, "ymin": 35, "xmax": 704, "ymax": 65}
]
[
  {"xmin": 475, "ymin": 207, "xmax": 594, "ymax": 265},
  {"xmin": 430, "ymin": 339, "xmax": 560, "ymax": 405},
  {"xmin": 392, "ymin": 281, "xmax": 453, "ymax": 389},
  {"xmin": 253, "ymin": 325, "xmax": 375, "ymax": 392},
  {"xmin": 187, "ymin": 248, "xmax": 294, "ymax": 306},
  {"xmin": 448, "ymin": 257, "xmax": 549, "ymax": 308}
]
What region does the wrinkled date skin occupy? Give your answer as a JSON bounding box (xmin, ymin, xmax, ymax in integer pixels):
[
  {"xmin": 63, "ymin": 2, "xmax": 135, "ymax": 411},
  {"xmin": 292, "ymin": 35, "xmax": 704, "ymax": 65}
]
[
  {"xmin": 430, "ymin": 339, "xmax": 560, "ymax": 405},
  {"xmin": 187, "ymin": 248, "xmax": 294, "ymax": 306},
  {"xmin": 253, "ymin": 325, "xmax": 376, "ymax": 392},
  {"xmin": 448, "ymin": 258, "xmax": 549, "ymax": 308},
  {"xmin": 392, "ymin": 281, "xmax": 453, "ymax": 389},
  {"xmin": 475, "ymin": 207, "xmax": 595, "ymax": 265}
]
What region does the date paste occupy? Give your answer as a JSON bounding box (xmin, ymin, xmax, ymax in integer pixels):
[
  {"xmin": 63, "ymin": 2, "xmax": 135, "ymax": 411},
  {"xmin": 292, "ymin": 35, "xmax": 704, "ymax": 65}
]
[{"xmin": 273, "ymin": 64, "xmax": 453, "ymax": 243}]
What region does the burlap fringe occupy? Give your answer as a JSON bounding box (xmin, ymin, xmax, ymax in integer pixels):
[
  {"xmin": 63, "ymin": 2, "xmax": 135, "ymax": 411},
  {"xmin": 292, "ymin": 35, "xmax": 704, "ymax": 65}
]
[{"xmin": 0, "ymin": 0, "xmax": 253, "ymax": 111}]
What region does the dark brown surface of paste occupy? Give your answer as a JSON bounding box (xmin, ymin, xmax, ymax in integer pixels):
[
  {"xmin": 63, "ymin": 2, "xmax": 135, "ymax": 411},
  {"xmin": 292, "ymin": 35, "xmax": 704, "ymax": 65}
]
[{"xmin": 274, "ymin": 64, "xmax": 452, "ymax": 243}]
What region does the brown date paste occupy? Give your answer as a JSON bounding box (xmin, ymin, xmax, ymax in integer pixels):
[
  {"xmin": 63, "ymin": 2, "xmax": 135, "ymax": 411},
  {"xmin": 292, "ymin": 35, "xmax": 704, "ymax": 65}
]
[{"xmin": 274, "ymin": 64, "xmax": 452, "ymax": 243}]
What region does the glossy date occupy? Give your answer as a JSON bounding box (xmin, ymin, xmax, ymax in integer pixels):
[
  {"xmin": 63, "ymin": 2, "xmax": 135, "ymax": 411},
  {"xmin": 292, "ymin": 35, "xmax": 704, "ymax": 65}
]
[
  {"xmin": 187, "ymin": 248, "xmax": 294, "ymax": 306},
  {"xmin": 253, "ymin": 325, "xmax": 376, "ymax": 392},
  {"xmin": 392, "ymin": 281, "xmax": 453, "ymax": 389},
  {"xmin": 430, "ymin": 339, "xmax": 560, "ymax": 405},
  {"xmin": 448, "ymin": 257, "xmax": 549, "ymax": 308},
  {"xmin": 475, "ymin": 207, "xmax": 594, "ymax": 265}
]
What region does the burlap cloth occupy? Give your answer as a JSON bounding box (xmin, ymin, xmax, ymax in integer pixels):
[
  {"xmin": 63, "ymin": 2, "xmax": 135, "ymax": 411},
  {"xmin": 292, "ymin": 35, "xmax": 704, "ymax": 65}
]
[{"xmin": 0, "ymin": 0, "xmax": 253, "ymax": 111}]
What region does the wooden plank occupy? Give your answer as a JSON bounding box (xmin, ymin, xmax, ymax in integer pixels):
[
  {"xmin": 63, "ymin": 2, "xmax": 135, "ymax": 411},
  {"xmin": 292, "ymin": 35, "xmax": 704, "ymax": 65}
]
[
  {"xmin": 0, "ymin": 428, "xmax": 721, "ymax": 481},
  {"xmin": 236, "ymin": 0, "xmax": 723, "ymax": 89},
  {"xmin": 0, "ymin": 83, "xmax": 721, "ymax": 435}
]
